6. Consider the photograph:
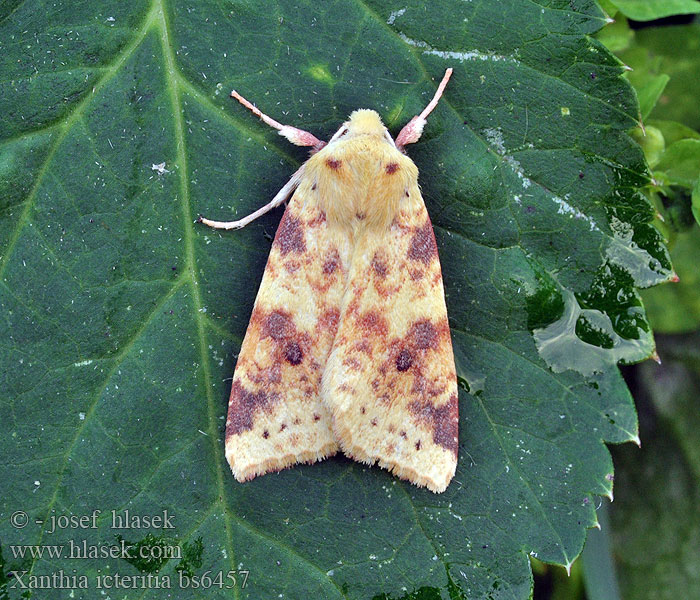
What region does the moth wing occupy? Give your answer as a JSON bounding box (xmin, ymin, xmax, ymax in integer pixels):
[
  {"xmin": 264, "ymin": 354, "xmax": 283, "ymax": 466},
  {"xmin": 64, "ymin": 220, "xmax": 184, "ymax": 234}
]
[
  {"xmin": 322, "ymin": 183, "xmax": 459, "ymax": 493},
  {"xmin": 225, "ymin": 176, "xmax": 351, "ymax": 482}
]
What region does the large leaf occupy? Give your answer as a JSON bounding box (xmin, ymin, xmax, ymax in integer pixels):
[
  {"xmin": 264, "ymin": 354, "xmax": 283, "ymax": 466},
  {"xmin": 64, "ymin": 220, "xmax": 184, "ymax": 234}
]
[
  {"xmin": 611, "ymin": 334, "xmax": 700, "ymax": 599},
  {"xmin": 0, "ymin": 1, "xmax": 671, "ymax": 599}
]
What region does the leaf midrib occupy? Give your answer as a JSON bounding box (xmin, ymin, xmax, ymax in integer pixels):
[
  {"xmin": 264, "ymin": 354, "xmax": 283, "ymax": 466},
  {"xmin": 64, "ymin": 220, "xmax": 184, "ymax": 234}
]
[{"xmin": 6, "ymin": 1, "xmax": 351, "ymax": 596}]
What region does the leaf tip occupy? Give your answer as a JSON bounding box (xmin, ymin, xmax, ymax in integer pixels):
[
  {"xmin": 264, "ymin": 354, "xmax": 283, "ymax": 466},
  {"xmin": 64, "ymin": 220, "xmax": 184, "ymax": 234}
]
[
  {"xmin": 670, "ymin": 271, "xmax": 680, "ymax": 283},
  {"xmin": 650, "ymin": 350, "xmax": 662, "ymax": 365}
]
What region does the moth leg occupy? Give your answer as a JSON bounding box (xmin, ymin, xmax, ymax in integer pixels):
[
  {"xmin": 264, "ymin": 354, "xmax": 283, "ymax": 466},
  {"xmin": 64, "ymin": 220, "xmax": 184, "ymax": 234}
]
[
  {"xmin": 395, "ymin": 68, "xmax": 453, "ymax": 151},
  {"xmin": 231, "ymin": 90, "xmax": 326, "ymax": 151},
  {"xmin": 198, "ymin": 165, "xmax": 305, "ymax": 230}
]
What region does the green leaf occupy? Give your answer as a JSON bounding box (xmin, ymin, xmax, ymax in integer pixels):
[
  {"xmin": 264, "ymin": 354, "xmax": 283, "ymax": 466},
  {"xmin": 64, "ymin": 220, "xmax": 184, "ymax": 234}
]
[
  {"xmin": 653, "ymin": 186, "xmax": 696, "ymax": 233},
  {"xmin": 614, "ymin": 45, "xmax": 669, "ymax": 119},
  {"xmin": 629, "ymin": 125, "xmax": 664, "ymax": 168},
  {"xmin": 595, "ymin": 15, "xmax": 634, "ymax": 53},
  {"xmin": 633, "ymin": 73, "xmax": 669, "ymax": 121},
  {"xmin": 611, "ymin": 333, "xmax": 700, "ymax": 599},
  {"xmin": 596, "ymin": 0, "xmax": 620, "ymax": 18},
  {"xmin": 608, "ymin": 0, "xmax": 700, "ymax": 20},
  {"xmin": 647, "ymin": 119, "xmax": 700, "ymax": 146},
  {"xmin": 642, "ymin": 227, "xmax": 700, "ymax": 333},
  {"xmin": 655, "ymin": 139, "xmax": 700, "ymax": 187},
  {"xmin": 0, "ymin": 1, "xmax": 672, "ymax": 599},
  {"xmin": 693, "ymin": 176, "xmax": 700, "ymax": 226},
  {"xmin": 618, "ymin": 25, "xmax": 700, "ymax": 130},
  {"xmin": 580, "ymin": 502, "xmax": 622, "ymax": 600}
]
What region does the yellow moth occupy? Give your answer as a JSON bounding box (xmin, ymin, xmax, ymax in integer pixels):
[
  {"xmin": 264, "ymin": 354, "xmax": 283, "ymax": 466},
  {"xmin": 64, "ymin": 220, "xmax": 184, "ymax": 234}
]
[{"xmin": 200, "ymin": 69, "xmax": 458, "ymax": 493}]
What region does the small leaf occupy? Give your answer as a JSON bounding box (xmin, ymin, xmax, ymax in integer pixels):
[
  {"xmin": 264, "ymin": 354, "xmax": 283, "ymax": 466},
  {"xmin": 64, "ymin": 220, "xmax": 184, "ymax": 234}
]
[
  {"xmin": 596, "ymin": 15, "xmax": 634, "ymax": 53},
  {"xmin": 597, "ymin": 0, "xmax": 620, "ymax": 18},
  {"xmin": 642, "ymin": 227, "xmax": 700, "ymax": 333},
  {"xmin": 634, "ymin": 73, "xmax": 670, "ymax": 120},
  {"xmin": 647, "ymin": 119, "xmax": 700, "ymax": 146},
  {"xmin": 618, "ymin": 25, "xmax": 700, "ymax": 130},
  {"xmin": 630, "ymin": 125, "xmax": 665, "ymax": 168},
  {"xmin": 656, "ymin": 187, "xmax": 696, "ymax": 233},
  {"xmin": 608, "ymin": 0, "xmax": 700, "ymax": 21},
  {"xmin": 655, "ymin": 139, "xmax": 700, "ymax": 187},
  {"xmin": 693, "ymin": 177, "xmax": 700, "ymax": 225},
  {"xmin": 581, "ymin": 502, "xmax": 622, "ymax": 600}
]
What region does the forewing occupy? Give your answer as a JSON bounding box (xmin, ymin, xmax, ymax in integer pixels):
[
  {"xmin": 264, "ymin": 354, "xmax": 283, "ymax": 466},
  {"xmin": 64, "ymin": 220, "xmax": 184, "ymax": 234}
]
[
  {"xmin": 322, "ymin": 184, "xmax": 459, "ymax": 493},
  {"xmin": 225, "ymin": 177, "xmax": 351, "ymax": 482}
]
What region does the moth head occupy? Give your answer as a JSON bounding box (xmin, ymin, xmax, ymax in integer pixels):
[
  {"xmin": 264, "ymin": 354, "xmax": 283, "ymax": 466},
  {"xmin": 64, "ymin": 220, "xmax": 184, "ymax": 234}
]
[{"xmin": 328, "ymin": 109, "xmax": 396, "ymax": 147}]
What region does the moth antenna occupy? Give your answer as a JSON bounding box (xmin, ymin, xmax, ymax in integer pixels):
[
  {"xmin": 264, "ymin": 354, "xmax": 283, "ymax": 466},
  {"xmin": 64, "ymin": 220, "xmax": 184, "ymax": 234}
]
[
  {"xmin": 198, "ymin": 166, "xmax": 305, "ymax": 230},
  {"xmin": 396, "ymin": 68, "xmax": 453, "ymax": 151},
  {"xmin": 231, "ymin": 90, "xmax": 326, "ymax": 151}
]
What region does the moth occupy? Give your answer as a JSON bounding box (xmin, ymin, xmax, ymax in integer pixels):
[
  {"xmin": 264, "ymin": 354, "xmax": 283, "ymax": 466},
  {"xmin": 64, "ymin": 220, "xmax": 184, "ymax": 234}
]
[{"xmin": 199, "ymin": 69, "xmax": 458, "ymax": 493}]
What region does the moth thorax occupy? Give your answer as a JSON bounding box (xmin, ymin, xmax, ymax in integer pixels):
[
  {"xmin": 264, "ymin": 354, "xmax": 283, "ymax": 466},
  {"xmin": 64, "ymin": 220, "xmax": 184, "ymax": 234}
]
[{"xmin": 347, "ymin": 109, "xmax": 387, "ymax": 137}]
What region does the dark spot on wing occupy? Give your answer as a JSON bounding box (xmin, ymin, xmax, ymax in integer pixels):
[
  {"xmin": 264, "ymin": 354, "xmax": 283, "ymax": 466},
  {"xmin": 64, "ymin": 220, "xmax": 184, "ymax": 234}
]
[
  {"xmin": 323, "ymin": 248, "xmax": 340, "ymax": 274},
  {"xmin": 226, "ymin": 381, "xmax": 273, "ymax": 436},
  {"xmin": 409, "ymin": 319, "xmax": 440, "ymax": 350},
  {"xmin": 274, "ymin": 212, "xmax": 306, "ymax": 255},
  {"xmin": 326, "ymin": 158, "xmax": 342, "ymax": 170},
  {"xmin": 408, "ymin": 395, "xmax": 458, "ymax": 456},
  {"xmin": 318, "ymin": 307, "xmax": 341, "ymax": 336},
  {"xmin": 407, "ymin": 219, "xmax": 438, "ymax": 263},
  {"xmin": 285, "ymin": 341, "xmax": 303, "ymax": 365},
  {"xmin": 358, "ymin": 310, "xmax": 389, "ymax": 337},
  {"xmin": 385, "ymin": 162, "xmax": 399, "ymax": 174},
  {"xmin": 262, "ymin": 310, "xmax": 294, "ymax": 340},
  {"xmin": 371, "ymin": 252, "xmax": 388, "ymax": 278},
  {"xmin": 396, "ymin": 348, "xmax": 413, "ymax": 371}
]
